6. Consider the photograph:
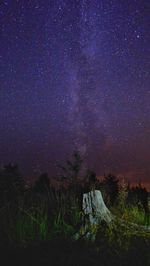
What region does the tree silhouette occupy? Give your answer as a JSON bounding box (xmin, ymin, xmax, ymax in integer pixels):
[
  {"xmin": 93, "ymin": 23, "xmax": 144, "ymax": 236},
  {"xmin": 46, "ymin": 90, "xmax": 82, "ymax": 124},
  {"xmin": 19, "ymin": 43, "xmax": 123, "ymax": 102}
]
[
  {"xmin": 102, "ymin": 174, "xmax": 119, "ymax": 206},
  {"xmin": 58, "ymin": 151, "xmax": 83, "ymax": 183},
  {"xmin": 34, "ymin": 172, "xmax": 50, "ymax": 194},
  {"xmin": 127, "ymin": 184, "xmax": 148, "ymax": 212},
  {"xmin": 0, "ymin": 163, "xmax": 24, "ymax": 206}
]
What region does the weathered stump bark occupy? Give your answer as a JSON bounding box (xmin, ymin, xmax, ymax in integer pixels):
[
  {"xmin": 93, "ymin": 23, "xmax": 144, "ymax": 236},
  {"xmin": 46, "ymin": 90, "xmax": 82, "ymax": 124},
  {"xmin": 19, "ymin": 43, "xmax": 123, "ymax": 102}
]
[
  {"xmin": 73, "ymin": 189, "xmax": 112, "ymax": 241},
  {"xmin": 82, "ymin": 189, "xmax": 112, "ymax": 225}
]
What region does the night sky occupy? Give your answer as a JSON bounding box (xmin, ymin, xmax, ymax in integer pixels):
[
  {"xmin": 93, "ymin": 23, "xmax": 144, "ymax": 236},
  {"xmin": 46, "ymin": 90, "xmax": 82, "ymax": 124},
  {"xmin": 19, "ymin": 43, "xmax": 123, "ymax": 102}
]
[{"xmin": 0, "ymin": 1, "xmax": 150, "ymax": 186}]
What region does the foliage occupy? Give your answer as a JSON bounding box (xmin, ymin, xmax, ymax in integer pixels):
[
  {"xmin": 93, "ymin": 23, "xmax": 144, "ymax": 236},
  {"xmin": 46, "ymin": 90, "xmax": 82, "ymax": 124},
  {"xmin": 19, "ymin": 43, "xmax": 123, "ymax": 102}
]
[
  {"xmin": 0, "ymin": 164, "xmax": 24, "ymax": 207},
  {"xmin": 58, "ymin": 151, "xmax": 83, "ymax": 185},
  {"xmin": 117, "ymin": 178, "xmax": 128, "ymax": 210},
  {"xmin": 127, "ymin": 184, "xmax": 149, "ymax": 212},
  {"xmin": 96, "ymin": 220, "xmax": 132, "ymax": 251},
  {"xmin": 0, "ymin": 154, "xmax": 150, "ymax": 254},
  {"xmin": 102, "ymin": 174, "xmax": 119, "ymax": 206},
  {"xmin": 34, "ymin": 173, "xmax": 50, "ymax": 194}
]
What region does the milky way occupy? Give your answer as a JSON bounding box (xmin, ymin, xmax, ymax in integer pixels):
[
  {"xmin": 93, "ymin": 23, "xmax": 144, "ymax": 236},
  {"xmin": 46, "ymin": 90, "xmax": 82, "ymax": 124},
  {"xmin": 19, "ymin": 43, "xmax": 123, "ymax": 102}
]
[{"xmin": 0, "ymin": 1, "xmax": 150, "ymax": 186}]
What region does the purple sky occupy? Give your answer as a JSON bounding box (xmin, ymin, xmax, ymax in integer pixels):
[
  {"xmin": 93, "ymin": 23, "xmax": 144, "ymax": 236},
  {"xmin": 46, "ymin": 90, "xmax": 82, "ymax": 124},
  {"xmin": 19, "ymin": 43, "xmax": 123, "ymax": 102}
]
[{"xmin": 0, "ymin": 0, "xmax": 150, "ymax": 186}]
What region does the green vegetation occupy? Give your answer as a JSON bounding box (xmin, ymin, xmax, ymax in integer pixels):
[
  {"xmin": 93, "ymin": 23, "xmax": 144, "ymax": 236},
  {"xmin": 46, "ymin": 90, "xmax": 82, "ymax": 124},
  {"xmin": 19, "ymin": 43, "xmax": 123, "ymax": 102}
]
[{"xmin": 0, "ymin": 155, "xmax": 150, "ymax": 265}]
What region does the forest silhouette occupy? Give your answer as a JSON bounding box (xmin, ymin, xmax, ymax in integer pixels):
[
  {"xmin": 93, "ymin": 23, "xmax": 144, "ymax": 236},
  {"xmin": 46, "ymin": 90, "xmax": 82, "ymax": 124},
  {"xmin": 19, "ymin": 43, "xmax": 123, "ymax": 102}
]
[{"xmin": 0, "ymin": 152, "xmax": 150, "ymax": 265}]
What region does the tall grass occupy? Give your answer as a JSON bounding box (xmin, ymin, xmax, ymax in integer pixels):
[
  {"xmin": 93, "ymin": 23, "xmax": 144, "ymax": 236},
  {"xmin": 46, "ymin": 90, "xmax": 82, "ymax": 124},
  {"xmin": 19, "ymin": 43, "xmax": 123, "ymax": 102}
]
[
  {"xmin": 111, "ymin": 203, "xmax": 150, "ymax": 227},
  {"xmin": 0, "ymin": 184, "xmax": 149, "ymax": 249},
  {"xmin": 0, "ymin": 186, "xmax": 83, "ymax": 247},
  {"xmin": 0, "ymin": 195, "xmax": 49, "ymax": 246}
]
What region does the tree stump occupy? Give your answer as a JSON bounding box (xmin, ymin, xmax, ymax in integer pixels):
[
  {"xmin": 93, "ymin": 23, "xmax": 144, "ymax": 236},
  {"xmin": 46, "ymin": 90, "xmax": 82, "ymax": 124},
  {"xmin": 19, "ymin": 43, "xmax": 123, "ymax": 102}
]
[
  {"xmin": 74, "ymin": 189, "xmax": 112, "ymax": 241},
  {"xmin": 82, "ymin": 189, "xmax": 112, "ymax": 225}
]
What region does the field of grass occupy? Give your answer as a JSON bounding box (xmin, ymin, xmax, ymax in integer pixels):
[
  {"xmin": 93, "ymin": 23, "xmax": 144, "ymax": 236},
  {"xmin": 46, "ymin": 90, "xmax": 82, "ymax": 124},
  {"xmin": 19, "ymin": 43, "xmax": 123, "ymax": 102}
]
[{"xmin": 0, "ymin": 186, "xmax": 150, "ymax": 265}]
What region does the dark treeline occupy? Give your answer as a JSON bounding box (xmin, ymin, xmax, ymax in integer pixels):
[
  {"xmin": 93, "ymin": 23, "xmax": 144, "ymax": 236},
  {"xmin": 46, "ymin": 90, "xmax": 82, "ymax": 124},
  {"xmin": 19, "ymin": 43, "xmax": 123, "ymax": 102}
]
[
  {"xmin": 0, "ymin": 152, "xmax": 149, "ymax": 214},
  {"xmin": 0, "ymin": 153, "xmax": 150, "ymax": 266}
]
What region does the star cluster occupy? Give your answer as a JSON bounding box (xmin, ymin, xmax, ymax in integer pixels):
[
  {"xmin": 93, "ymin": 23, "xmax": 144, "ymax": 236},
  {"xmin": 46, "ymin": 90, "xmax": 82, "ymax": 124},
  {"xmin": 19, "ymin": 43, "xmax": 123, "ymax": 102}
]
[{"xmin": 0, "ymin": 0, "xmax": 150, "ymax": 186}]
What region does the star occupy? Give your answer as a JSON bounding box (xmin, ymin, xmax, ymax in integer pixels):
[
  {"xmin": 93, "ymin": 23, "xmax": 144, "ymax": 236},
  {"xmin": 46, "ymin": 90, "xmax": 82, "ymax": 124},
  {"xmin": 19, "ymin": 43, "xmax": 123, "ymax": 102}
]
[{"xmin": 0, "ymin": 0, "xmax": 149, "ymax": 189}]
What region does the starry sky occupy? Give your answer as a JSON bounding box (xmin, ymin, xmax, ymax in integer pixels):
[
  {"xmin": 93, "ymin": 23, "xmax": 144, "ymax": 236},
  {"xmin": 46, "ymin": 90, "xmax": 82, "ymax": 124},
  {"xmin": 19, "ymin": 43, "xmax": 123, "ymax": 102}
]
[{"xmin": 0, "ymin": 0, "xmax": 150, "ymax": 186}]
